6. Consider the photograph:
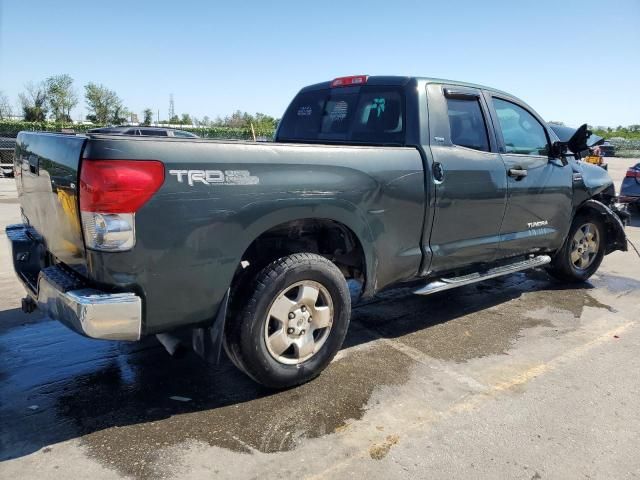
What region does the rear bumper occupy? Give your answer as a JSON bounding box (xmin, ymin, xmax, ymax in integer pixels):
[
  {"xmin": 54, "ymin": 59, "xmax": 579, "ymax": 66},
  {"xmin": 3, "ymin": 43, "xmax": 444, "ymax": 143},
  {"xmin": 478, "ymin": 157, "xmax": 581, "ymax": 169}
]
[{"xmin": 6, "ymin": 224, "xmax": 142, "ymax": 341}]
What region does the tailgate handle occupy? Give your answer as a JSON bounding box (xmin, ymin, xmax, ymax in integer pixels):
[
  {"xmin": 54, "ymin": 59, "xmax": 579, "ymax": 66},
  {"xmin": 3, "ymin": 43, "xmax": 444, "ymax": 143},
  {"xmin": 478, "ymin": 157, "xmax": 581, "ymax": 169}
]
[{"xmin": 28, "ymin": 154, "xmax": 39, "ymax": 175}]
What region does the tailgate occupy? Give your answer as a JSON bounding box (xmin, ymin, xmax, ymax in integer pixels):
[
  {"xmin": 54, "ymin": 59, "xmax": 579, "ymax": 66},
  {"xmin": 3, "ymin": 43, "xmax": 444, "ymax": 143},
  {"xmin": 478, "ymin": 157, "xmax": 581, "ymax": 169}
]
[{"xmin": 15, "ymin": 132, "xmax": 87, "ymax": 272}]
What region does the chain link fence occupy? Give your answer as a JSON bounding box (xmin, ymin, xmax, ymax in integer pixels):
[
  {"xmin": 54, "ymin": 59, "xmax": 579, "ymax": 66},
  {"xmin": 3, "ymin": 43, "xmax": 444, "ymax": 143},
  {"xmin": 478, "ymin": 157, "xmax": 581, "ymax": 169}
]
[{"xmin": 0, "ymin": 132, "xmax": 16, "ymax": 177}]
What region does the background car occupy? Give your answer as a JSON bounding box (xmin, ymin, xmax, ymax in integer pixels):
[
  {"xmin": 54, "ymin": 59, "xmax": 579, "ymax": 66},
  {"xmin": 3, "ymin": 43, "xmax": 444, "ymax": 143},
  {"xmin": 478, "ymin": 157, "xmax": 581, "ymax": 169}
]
[
  {"xmin": 599, "ymin": 141, "xmax": 616, "ymax": 157},
  {"xmin": 88, "ymin": 126, "xmax": 199, "ymax": 138},
  {"xmin": 620, "ymin": 162, "xmax": 640, "ymax": 211}
]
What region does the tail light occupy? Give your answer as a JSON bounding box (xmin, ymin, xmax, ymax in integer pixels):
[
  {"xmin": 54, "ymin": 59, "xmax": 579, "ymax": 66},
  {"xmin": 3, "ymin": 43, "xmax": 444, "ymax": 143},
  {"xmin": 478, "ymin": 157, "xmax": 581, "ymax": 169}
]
[
  {"xmin": 80, "ymin": 160, "xmax": 164, "ymax": 251},
  {"xmin": 625, "ymin": 168, "xmax": 640, "ymax": 179}
]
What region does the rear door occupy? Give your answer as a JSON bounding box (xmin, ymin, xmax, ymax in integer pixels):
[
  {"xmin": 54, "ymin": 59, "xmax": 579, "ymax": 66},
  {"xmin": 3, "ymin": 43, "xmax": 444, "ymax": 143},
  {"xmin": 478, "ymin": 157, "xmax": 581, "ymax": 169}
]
[
  {"xmin": 425, "ymin": 84, "xmax": 508, "ymax": 272},
  {"xmin": 485, "ymin": 94, "xmax": 573, "ymax": 257}
]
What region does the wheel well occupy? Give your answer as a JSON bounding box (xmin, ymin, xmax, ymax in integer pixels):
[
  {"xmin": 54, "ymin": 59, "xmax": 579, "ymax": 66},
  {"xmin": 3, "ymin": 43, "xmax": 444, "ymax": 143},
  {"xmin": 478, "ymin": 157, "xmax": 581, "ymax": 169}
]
[
  {"xmin": 238, "ymin": 218, "xmax": 365, "ymax": 281},
  {"xmin": 573, "ymin": 201, "xmax": 627, "ymax": 254}
]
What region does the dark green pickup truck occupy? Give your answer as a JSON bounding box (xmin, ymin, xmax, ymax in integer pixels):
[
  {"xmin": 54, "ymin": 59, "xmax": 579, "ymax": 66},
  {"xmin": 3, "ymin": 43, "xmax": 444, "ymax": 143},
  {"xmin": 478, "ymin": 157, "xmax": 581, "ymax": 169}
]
[{"xmin": 7, "ymin": 75, "xmax": 628, "ymax": 388}]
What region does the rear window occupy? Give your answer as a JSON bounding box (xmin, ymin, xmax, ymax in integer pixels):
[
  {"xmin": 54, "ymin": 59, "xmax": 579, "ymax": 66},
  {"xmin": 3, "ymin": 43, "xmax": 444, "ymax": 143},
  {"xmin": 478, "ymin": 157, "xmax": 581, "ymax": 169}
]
[{"xmin": 277, "ymin": 86, "xmax": 405, "ymax": 145}]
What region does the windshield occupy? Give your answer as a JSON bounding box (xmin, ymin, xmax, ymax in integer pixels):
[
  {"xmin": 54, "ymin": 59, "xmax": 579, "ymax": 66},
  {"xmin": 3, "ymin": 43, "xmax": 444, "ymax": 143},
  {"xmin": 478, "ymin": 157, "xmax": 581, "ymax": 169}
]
[{"xmin": 277, "ymin": 86, "xmax": 405, "ymax": 145}]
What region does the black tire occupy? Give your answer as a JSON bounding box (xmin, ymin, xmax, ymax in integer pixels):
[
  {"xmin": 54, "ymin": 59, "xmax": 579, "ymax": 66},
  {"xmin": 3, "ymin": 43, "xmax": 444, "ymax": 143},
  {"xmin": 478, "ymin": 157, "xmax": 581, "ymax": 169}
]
[
  {"xmin": 224, "ymin": 253, "xmax": 351, "ymax": 388},
  {"xmin": 546, "ymin": 214, "xmax": 606, "ymax": 282}
]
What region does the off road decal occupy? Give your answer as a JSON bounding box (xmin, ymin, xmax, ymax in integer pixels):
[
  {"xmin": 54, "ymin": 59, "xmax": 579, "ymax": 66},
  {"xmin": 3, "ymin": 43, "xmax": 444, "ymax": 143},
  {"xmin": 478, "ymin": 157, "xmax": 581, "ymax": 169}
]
[{"xmin": 169, "ymin": 169, "xmax": 259, "ymax": 186}]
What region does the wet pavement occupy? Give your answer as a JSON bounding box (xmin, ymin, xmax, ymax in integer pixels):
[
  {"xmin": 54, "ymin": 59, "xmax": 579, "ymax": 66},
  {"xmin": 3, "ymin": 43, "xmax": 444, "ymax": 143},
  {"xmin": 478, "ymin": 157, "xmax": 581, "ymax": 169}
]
[{"xmin": 1, "ymin": 160, "xmax": 639, "ymax": 479}]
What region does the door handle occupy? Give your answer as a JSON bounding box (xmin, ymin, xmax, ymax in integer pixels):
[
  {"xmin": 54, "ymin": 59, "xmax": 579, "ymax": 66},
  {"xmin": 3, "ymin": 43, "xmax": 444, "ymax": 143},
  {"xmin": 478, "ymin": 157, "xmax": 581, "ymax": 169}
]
[
  {"xmin": 433, "ymin": 162, "xmax": 444, "ymax": 182},
  {"xmin": 508, "ymin": 168, "xmax": 527, "ymax": 179}
]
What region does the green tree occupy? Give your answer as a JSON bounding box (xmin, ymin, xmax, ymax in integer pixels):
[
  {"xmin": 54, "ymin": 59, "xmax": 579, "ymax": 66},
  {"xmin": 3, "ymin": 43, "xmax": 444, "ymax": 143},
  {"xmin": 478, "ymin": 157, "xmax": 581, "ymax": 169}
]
[
  {"xmin": 84, "ymin": 82, "xmax": 125, "ymax": 124},
  {"xmin": 46, "ymin": 74, "xmax": 78, "ymax": 122},
  {"xmin": 0, "ymin": 91, "xmax": 11, "ymax": 119},
  {"xmin": 19, "ymin": 81, "xmax": 49, "ymax": 121},
  {"xmin": 112, "ymin": 104, "xmax": 129, "ymax": 124},
  {"xmin": 180, "ymin": 113, "xmax": 192, "ymax": 125},
  {"xmin": 142, "ymin": 108, "xmax": 153, "ymax": 126},
  {"xmin": 169, "ymin": 114, "xmax": 180, "ymax": 124}
]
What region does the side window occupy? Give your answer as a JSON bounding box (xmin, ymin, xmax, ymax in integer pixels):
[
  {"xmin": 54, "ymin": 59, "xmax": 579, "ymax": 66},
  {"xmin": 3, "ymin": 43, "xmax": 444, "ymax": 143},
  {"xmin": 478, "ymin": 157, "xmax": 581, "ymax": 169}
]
[
  {"xmin": 140, "ymin": 129, "xmax": 168, "ymax": 136},
  {"xmin": 446, "ymin": 98, "xmax": 490, "ymax": 152},
  {"xmin": 493, "ymin": 98, "xmax": 548, "ymax": 156}
]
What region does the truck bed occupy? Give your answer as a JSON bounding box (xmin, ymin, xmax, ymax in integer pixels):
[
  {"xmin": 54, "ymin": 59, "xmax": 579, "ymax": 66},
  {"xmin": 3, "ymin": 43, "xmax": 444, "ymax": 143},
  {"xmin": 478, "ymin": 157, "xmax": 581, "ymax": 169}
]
[{"xmin": 14, "ymin": 132, "xmax": 427, "ymax": 335}]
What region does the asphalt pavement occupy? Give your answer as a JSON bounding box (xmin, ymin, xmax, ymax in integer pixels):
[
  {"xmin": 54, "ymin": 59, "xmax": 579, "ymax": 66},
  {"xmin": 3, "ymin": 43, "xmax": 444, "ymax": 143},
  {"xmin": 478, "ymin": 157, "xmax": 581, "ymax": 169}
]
[{"xmin": 0, "ymin": 159, "xmax": 639, "ymax": 479}]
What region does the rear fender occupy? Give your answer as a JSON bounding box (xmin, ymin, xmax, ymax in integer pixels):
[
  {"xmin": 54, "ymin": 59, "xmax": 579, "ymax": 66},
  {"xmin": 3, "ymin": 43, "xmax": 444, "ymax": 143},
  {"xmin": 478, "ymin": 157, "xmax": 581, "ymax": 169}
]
[{"xmin": 576, "ymin": 199, "xmax": 627, "ymax": 254}]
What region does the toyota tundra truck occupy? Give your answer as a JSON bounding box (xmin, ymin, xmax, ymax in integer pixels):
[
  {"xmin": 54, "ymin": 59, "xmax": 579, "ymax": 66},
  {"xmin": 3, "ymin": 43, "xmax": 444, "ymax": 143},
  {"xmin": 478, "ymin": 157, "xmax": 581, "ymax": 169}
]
[{"xmin": 7, "ymin": 75, "xmax": 628, "ymax": 388}]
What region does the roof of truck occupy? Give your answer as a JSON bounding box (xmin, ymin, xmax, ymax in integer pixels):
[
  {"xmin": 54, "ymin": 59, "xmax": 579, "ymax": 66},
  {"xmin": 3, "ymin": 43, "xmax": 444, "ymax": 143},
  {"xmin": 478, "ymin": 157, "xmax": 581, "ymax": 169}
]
[{"xmin": 300, "ymin": 75, "xmax": 513, "ymax": 98}]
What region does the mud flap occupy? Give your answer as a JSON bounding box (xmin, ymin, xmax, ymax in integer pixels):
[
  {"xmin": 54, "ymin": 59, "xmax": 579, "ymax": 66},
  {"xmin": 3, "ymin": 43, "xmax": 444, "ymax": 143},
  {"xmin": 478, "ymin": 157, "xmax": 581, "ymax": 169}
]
[
  {"xmin": 579, "ymin": 199, "xmax": 628, "ymax": 254},
  {"xmin": 191, "ymin": 289, "xmax": 230, "ymax": 364}
]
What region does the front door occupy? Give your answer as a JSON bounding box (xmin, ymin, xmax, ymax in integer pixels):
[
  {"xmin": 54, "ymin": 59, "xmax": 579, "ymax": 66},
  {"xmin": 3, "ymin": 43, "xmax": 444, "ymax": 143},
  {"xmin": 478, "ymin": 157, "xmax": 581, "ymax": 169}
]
[
  {"xmin": 426, "ymin": 84, "xmax": 508, "ymax": 273},
  {"xmin": 486, "ymin": 95, "xmax": 573, "ymax": 257}
]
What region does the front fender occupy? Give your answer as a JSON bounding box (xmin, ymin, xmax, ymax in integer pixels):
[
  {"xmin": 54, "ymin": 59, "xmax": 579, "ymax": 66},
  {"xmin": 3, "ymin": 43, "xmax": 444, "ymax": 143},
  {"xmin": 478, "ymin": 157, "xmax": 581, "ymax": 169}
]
[{"xmin": 577, "ymin": 199, "xmax": 627, "ymax": 254}]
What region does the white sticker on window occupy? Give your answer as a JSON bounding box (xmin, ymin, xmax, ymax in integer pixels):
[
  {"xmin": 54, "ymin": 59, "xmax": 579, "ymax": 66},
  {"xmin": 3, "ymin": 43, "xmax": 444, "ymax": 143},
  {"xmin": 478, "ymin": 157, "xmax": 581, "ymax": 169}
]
[
  {"xmin": 297, "ymin": 106, "xmax": 312, "ymax": 116},
  {"xmin": 330, "ymin": 101, "xmax": 348, "ymax": 121}
]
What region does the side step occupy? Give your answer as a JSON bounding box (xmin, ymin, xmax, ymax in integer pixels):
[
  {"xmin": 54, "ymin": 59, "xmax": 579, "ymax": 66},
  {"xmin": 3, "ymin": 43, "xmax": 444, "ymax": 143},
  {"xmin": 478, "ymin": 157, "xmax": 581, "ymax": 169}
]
[{"xmin": 414, "ymin": 255, "xmax": 551, "ymax": 296}]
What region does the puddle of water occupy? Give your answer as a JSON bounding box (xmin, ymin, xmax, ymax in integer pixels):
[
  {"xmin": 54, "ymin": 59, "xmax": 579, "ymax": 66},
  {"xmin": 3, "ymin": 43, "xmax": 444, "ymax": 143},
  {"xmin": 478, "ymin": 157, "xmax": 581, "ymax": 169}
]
[
  {"xmin": 76, "ymin": 343, "xmax": 413, "ymax": 479},
  {"xmin": 352, "ymin": 271, "xmax": 617, "ymax": 362}
]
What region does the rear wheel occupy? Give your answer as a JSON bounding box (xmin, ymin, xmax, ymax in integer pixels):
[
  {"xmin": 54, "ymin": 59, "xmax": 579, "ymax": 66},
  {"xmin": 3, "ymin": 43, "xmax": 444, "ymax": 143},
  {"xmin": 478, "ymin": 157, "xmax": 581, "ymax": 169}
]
[
  {"xmin": 224, "ymin": 253, "xmax": 351, "ymax": 388},
  {"xmin": 546, "ymin": 214, "xmax": 605, "ymax": 282}
]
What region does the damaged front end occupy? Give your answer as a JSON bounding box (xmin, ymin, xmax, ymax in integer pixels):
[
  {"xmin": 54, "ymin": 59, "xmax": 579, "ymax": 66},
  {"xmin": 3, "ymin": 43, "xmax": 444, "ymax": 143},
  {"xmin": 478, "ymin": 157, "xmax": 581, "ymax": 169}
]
[
  {"xmin": 571, "ymin": 162, "xmax": 628, "ymax": 254},
  {"xmin": 577, "ymin": 199, "xmax": 628, "ymax": 254},
  {"xmin": 551, "ymin": 123, "xmax": 629, "ymax": 254}
]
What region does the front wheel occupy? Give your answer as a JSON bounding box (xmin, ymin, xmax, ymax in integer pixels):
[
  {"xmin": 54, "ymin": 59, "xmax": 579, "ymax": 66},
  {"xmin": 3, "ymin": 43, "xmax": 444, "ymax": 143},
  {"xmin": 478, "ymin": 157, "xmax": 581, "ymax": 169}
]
[
  {"xmin": 224, "ymin": 253, "xmax": 351, "ymax": 388},
  {"xmin": 546, "ymin": 214, "xmax": 606, "ymax": 282}
]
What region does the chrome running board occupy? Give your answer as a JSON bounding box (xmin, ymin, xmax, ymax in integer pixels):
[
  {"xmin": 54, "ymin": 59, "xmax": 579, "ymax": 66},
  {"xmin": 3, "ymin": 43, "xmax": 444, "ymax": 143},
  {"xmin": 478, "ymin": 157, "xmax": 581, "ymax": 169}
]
[{"xmin": 414, "ymin": 255, "xmax": 551, "ymax": 296}]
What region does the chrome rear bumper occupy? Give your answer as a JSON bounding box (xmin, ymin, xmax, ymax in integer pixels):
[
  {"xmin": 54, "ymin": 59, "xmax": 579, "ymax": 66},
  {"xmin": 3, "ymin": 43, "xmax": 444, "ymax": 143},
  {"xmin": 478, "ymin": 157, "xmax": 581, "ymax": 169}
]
[
  {"xmin": 36, "ymin": 274, "xmax": 142, "ymax": 341},
  {"xmin": 7, "ymin": 223, "xmax": 142, "ymax": 341}
]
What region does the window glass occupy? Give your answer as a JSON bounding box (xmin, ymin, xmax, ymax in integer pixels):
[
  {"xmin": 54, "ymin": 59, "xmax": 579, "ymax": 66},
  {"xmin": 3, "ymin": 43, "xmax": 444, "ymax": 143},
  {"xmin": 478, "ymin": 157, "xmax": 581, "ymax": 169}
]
[
  {"xmin": 140, "ymin": 129, "xmax": 168, "ymax": 136},
  {"xmin": 277, "ymin": 86, "xmax": 405, "ymax": 145},
  {"xmin": 173, "ymin": 130, "xmax": 196, "ymax": 138},
  {"xmin": 493, "ymin": 98, "xmax": 548, "ymax": 155},
  {"xmin": 446, "ymin": 98, "xmax": 490, "ymax": 152}
]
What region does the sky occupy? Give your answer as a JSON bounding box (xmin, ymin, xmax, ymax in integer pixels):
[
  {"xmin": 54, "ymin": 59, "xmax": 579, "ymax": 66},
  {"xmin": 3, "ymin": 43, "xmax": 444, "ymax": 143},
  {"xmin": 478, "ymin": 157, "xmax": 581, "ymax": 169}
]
[{"xmin": 1, "ymin": 0, "xmax": 639, "ymax": 127}]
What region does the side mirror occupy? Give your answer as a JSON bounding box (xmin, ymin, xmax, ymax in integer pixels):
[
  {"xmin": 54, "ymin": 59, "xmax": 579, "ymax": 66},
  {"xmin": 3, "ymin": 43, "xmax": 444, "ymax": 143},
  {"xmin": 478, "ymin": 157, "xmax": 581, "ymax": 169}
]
[
  {"xmin": 550, "ymin": 123, "xmax": 592, "ymax": 165},
  {"xmin": 550, "ymin": 141, "xmax": 569, "ymax": 165},
  {"xmin": 567, "ymin": 123, "xmax": 591, "ymax": 157}
]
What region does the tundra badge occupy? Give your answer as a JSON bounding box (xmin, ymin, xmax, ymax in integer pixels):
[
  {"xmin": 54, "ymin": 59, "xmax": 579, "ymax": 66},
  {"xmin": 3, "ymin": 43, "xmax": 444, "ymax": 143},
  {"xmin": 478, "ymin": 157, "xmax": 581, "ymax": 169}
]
[{"xmin": 527, "ymin": 220, "xmax": 548, "ymax": 228}]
